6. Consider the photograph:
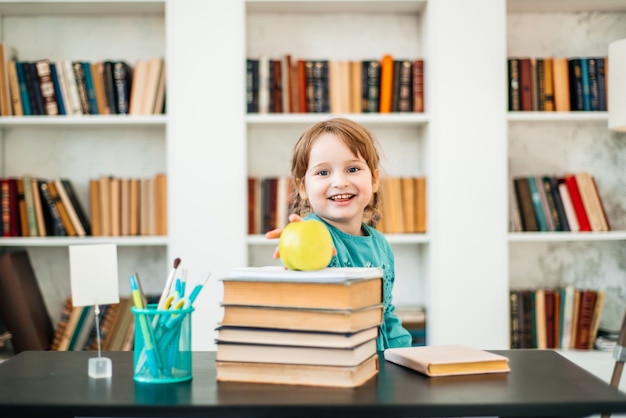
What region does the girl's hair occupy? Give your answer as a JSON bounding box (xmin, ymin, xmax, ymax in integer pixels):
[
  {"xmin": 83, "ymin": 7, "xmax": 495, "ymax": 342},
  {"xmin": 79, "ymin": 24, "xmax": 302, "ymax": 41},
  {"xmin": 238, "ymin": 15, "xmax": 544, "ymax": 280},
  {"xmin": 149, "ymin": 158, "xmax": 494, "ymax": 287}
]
[{"xmin": 290, "ymin": 117, "xmax": 383, "ymax": 226}]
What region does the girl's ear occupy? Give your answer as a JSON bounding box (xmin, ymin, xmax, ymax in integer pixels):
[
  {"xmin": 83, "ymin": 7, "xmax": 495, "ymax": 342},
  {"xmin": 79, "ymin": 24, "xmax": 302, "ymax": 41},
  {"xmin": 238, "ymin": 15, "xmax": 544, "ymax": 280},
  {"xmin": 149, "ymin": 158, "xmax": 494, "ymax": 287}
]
[
  {"xmin": 296, "ymin": 178, "xmax": 308, "ymax": 200},
  {"xmin": 371, "ymin": 169, "xmax": 380, "ymax": 193}
]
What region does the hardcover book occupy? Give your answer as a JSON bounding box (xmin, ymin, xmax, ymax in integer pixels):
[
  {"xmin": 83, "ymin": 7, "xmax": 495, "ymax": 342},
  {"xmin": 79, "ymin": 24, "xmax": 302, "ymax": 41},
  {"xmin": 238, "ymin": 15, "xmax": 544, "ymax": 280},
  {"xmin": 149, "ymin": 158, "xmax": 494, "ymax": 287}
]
[
  {"xmin": 216, "ymin": 353, "xmax": 378, "ymax": 387},
  {"xmin": 384, "ymin": 344, "xmax": 510, "ymax": 377}
]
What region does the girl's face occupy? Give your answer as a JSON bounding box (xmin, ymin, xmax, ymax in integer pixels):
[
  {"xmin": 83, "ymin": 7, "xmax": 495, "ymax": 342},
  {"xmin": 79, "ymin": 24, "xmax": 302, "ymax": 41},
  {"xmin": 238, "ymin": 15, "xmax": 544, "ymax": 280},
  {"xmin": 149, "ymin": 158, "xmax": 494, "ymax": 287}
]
[{"xmin": 298, "ymin": 133, "xmax": 379, "ymax": 235}]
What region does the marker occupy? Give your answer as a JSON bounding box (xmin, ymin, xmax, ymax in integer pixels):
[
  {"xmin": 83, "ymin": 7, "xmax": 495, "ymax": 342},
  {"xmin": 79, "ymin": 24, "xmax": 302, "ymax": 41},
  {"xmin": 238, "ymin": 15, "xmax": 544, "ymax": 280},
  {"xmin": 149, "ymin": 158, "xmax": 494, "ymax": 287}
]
[
  {"xmin": 188, "ymin": 271, "xmax": 211, "ymax": 304},
  {"xmin": 130, "ymin": 274, "xmax": 160, "ymax": 378}
]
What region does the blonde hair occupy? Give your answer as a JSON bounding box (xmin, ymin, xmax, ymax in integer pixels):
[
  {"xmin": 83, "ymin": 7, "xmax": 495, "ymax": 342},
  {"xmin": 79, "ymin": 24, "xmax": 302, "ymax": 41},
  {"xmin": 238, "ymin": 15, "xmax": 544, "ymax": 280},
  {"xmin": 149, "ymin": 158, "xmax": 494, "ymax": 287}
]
[{"xmin": 290, "ymin": 117, "xmax": 382, "ymax": 226}]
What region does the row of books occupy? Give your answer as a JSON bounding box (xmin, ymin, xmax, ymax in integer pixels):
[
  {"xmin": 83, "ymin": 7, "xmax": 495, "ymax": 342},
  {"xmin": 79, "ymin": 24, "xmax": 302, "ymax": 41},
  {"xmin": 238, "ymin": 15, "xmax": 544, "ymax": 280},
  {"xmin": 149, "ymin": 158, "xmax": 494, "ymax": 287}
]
[
  {"xmin": 89, "ymin": 174, "xmax": 167, "ymax": 237},
  {"xmin": 0, "ymin": 44, "xmax": 165, "ymax": 117},
  {"xmin": 1, "ymin": 176, "xmax": 91, "ymax": 237},
  {"xmin": 215, "ymin": 266, "xmax": 385, "ymax": 387},
  {"xmin": 510, "ymin": 172, "xmax": 610, "ymax": 233},
  {"xmin": 50, "ymin": 296, "xmax": 134, "ymax": 352},
  {"xmin": 377, "ymin": 176, "xmax": 426, "ymax": 234},
  {"xmin": 0, "ymin": 173, "xmax": 167, "ymax": 238},
  {"xmin": 246, "ymin": 55, "xmax": 424, "ymax": 114},
  {"xmin": 507, "ymin": 56, "xmax": 607, "ymax": 112},
  {"xmin": 247, "ymin": 176, "xmax": 427, "ymax": 236},
  {"xmin": 509, "ymin": 287, "xmax": 605, "ymax": 350}
]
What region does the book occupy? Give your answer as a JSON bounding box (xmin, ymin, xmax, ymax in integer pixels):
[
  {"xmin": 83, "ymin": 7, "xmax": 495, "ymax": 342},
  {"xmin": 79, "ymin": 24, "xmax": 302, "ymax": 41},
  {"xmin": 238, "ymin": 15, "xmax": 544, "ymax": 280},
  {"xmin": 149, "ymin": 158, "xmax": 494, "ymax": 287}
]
[
  {"xmin": 7, "ymin": 60, "xmax": 23, "ymax": 116},
  {"xmin": 60, "ymin": 60, "xmax": 83, "ymax": 115},
  {"xmin": 47, "ymin": 180, "xmax": 77, "ymax": 236},
  {"xmin": 16, "ymin": 177, "xmax": 29, "ymax": 236},
  {"xmin": 222, "ymin": 266, "xmax": 382, "ymax": 310},
  {"xmin": 0, "ymin": 43, "xmax": 17, "ymax": 116},
  {"xmin": 215, "ymin": 325, "xmax": 378, "ymax": 349},
  {"xmin": 378, "ymin": 54, "xmax": 394, "ymax": 113},
  {"xmin": 563, "ymin": 174, "xmax": 591, "ymax": 232},
  {"xmin": 574, "ymin": 171, "xmax": 608, "ymax": 232},
  {"xmin": 412, "ymin": 59, "xmax": 424, "ymax": 112},
  {"xmin": 221, "ymin": 304, "xmax": 383, "ymax": 333},
  {"xmin": 216, "ymin": 353, "xmax": 378, "ymax": 387},
  {"xmin": 34, "ymin": 59, "xmax": 59, "ymax": 116},
  {"xmin": 574, "ymin": 290, "xmax": 597, "ymax": 349},
  {"xmin": 54, "ymin": 178, "xmax": 86, "ymax": 237},
  {"xmin": 30, "ymin": 177, "xmax": 46, "ymax": 236},
  {"xmin": 527, "ymin": 176, "xmax": 548, "ymax": 231},
  {"xmin": 552, "ymin": 57, "xmax": 570, "ymax": 111},
  {"xmin": 72, "ymin": 61, "xmax": 91, "ymax": 114},
  {"xmin": 60, "ymin": 178, "xmax": 92, "ymax": 236},
  {"xmin": 508, "ymin": 58, "xmax": 521, "ymax": 111},
  {"xmin": 112, "ymin": 61, "xmax": 131, "ymax": 114},
  {"xmin": 557, "ymin": 179, "xmax": 580, "ymax": 232},
  {"xmin": 568, "ymin": 58, "xmax": 584, "ymax": 111},
  {"xmin": 81, "ymin": 61, "xmax": 99, "ymax": 114},
  {"xmin": 216, "ymin": 338, "xmax": 377, "ymax": 367},
  {"xmin": 49, "ymin": 62, "xmax": 67, "ymax": 115},
  {"xmin": 1, "ymin": 177, "xmax": 20, "ymax": 237},
  {"xmin": 384, "ymin": 344, "xmax": 510, "ymax": 377},
  {"xmin": 0, "ymin": 250, "xmax": 54, "ymax": 353},
  {"xmin": 513, "ymin": 177, "xmax": 536, "ymax": 231}
]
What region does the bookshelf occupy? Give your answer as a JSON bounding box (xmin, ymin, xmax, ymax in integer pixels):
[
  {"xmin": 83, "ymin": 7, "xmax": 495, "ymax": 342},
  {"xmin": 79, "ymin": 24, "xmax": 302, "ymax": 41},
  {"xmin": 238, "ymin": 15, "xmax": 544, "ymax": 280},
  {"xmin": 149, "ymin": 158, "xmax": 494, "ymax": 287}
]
[
  {"xmin": 506, "ymin": 0, "xmax": 626, "ymax": 335},
  {"xmin": 6, "ymin": 0, "xmax": 624, "ymax": 354}
]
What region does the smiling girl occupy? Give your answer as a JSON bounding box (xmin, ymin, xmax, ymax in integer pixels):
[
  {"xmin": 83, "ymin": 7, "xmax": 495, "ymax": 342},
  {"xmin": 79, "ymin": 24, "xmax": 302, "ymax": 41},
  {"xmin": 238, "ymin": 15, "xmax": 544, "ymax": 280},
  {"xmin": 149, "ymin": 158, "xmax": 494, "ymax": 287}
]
[{"xmin": 266, "ymin": 117, "xmax": 412, "ymax": 351}]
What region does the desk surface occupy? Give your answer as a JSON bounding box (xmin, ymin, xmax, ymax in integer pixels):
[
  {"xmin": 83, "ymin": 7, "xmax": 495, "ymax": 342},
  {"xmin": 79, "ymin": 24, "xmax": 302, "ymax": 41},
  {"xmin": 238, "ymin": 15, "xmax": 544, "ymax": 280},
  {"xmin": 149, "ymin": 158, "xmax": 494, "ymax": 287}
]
[{"xmin": 0, "ymin": 350, "xmax": 625, "ymax": 418}]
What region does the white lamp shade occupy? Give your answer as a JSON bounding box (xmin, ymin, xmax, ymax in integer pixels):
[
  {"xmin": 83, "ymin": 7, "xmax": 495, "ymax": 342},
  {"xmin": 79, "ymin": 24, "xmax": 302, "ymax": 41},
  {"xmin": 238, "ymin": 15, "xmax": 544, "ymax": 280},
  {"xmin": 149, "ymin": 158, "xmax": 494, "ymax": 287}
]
[{"xmin": 608, "ymin": 38, "xmax": 626, "ymax": 131}]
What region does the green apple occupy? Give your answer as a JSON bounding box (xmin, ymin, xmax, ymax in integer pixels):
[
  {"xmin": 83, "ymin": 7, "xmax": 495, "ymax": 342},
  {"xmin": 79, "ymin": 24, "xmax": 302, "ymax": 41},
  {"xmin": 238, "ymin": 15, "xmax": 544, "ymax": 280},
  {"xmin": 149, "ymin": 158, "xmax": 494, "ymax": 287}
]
[{"xmin": 278, "ymin": 219, "xmax": 334, "ymax": 270}]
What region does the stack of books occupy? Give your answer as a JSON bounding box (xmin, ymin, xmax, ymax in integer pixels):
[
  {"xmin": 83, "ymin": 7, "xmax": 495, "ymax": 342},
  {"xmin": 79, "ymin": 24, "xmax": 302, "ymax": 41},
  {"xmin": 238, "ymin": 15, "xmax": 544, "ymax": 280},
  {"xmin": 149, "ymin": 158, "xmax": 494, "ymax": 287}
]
[{"xmin": 215, "ymin": 266, "xmax": 384, "ymax": 387}]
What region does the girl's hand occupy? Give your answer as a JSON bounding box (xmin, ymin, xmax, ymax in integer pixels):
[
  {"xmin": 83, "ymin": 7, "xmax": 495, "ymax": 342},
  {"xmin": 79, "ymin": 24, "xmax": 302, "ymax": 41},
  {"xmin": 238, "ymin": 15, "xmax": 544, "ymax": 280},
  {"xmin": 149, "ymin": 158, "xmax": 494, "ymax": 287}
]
[{"xmin": 265, "ymin": 214, "xmax": 303, "ymax": 259}]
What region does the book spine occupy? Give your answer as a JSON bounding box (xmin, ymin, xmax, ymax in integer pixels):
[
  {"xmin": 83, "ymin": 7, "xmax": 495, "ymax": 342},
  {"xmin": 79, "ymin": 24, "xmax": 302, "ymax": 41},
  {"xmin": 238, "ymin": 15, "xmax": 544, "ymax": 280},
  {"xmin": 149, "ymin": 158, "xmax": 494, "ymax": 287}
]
[
  {"xmin": 49, "ymin": 62, "xmax": 66, "ymax": 115},
  {"xmin": 412, "ymin": 59, "xmax": 424, "ymax": 113},
  {"xmin": 34, "ymin": 59, "xmax": 60, "ymax": 116},
  {"xmin": 82, "ymin": 62, "xmax": 99, "ymax": 115},
  {"xmin": 527, "ymin": 176, "xmax": 548, "ymax": 231},
  {"xmin": 39, "ymin": 181, "xmax": 68, "ymax": 236},
  {"xmin": 508, "ymin": 58, "xmax": 520, "ymax": 111},
  {"xmin": 112, "ymin": 61, "xmax": 131, "ymax": 114},
  {"xmin": 73, "ymin": 61, "xmax": 91, "ymax": 114},
  {"xmin": 14, "ymin": 61, "xmax": 32, "ymax": 115}
]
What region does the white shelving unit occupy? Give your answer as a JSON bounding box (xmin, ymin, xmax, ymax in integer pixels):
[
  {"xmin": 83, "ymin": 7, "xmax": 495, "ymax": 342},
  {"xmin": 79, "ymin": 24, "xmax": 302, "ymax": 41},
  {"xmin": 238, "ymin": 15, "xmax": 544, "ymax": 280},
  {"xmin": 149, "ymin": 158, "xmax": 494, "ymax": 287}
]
[
  {"xmin": 506, "ymin": 0, "xmax": 626, "ymax": 333},
  {"xmin": 9, "ymin": 0, "xmax": 624, "ymax": 354}
]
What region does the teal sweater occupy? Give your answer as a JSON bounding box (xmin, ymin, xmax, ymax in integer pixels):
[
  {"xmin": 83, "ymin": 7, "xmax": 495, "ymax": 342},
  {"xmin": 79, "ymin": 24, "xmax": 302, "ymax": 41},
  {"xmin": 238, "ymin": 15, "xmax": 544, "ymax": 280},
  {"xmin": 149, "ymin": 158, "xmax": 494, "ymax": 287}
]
[{"xmin": 304, "ymin": 214, "xmax": 412, "ymax": 351}]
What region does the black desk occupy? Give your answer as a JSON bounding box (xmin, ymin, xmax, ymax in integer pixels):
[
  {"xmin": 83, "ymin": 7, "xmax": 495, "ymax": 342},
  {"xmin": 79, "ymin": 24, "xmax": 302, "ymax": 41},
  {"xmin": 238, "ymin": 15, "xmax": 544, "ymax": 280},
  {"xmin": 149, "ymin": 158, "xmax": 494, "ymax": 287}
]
[{"xmin": 0, "ymin": 350, "xmax": 625, "ymax": 418}]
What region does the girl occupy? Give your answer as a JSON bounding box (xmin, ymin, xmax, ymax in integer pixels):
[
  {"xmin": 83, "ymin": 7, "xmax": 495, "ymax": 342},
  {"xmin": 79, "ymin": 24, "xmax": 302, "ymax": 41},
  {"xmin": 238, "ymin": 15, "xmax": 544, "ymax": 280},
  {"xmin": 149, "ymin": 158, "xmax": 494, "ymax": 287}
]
[{"xmin": 266, "ymin": 117, "xmax": 412, "ymax": 351}]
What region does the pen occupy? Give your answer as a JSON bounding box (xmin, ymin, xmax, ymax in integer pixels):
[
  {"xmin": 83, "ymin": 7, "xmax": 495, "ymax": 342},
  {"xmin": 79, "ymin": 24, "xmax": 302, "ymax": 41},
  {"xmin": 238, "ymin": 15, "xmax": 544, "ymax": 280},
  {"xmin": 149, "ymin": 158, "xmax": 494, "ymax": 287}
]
[
  {"xmin": 130, "ymin": 274, "xmax": 160, "ymax": 378},
  {"xmin": 188, "ymin": 271, "xmax": 211, "ymax": 304}
]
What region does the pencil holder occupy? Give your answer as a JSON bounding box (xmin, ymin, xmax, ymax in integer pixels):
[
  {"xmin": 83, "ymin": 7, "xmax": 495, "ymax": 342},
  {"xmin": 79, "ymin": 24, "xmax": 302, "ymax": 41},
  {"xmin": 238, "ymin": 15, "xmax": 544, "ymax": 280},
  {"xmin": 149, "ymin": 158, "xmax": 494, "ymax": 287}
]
[{"xmin": 131, "ymin": 304, "xmax": 194, "ymax": 383}]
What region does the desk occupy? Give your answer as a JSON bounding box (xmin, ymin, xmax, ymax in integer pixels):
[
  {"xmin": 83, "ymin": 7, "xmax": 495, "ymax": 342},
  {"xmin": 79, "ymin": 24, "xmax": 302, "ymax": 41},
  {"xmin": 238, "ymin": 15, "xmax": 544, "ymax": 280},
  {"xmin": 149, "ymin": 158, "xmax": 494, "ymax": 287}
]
[{"xmin": 0, "ymin": 350, "xmax": 625, "ymax": 418}]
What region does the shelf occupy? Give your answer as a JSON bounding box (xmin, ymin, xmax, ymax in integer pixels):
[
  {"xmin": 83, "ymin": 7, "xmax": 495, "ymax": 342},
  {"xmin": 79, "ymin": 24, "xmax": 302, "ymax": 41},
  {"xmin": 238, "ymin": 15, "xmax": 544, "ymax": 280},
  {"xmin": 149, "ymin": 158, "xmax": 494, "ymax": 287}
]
[
  {"xmin": 507, "ymin": 0, "xmax": 626, "ymax": 13},
  {"xmin": 0, "ymin": 115, "xmax": 167, "ymax": 128},
  {"xmin": 248, "ymin": 233, "xmax": 429, "ymax": 245},
  {"xmin": 0, "ymin": 236, "xmax": 168, "ymax": 247},
  {"xmin": 508, "ymin": 231, "xmax": 626, "ymax": 243},
  {"xmin": 0, "ymin": 1, "xmax": 164, "ymax": 16},
  {"xmin": 507, "ymin": 112, "xmax": 608, "ymax": 123},
  {"xmin": 246, "ymin": 0, "xmax": 427, "ymax": 14},
  {"xmin": 246, "ymin": 113, "xmax": 428, "ymax": 127}
]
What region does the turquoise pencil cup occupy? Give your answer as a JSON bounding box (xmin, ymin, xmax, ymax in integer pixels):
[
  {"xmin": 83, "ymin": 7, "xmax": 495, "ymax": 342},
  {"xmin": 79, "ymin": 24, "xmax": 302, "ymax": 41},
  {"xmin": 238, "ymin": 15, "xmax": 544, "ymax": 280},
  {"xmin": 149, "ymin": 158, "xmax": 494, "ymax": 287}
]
[{"xmin": 131, "ymin": 304, "xmax": 194, "ymax": 383}]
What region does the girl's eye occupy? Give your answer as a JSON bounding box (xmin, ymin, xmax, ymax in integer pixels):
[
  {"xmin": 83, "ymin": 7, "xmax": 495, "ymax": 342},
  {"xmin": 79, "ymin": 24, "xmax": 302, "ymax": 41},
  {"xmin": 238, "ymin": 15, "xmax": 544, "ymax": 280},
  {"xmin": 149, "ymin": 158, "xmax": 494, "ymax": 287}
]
[
  {"xmin": 347, "ymin": 167, "xmax": 360, "ymax": 173},
  {"xmin": 317, "ymin": 170, "xmax": 329, "ymax": 176}
]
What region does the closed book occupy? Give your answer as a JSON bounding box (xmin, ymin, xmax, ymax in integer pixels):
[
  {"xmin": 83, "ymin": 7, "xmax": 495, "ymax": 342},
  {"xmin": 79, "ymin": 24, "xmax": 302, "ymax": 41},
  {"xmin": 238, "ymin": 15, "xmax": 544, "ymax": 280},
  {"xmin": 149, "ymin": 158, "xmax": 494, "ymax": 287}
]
[
  {"xmin": 49, "ymin": 62, "xmax": 66, "ymax": 115},
  {"xmin": 574, "ymin": 290, "xmax": 597, "ymax": 350},
  {"xmin": 519, "ymin": 58, "xmax": 532, "ymax": 111},
  {"xmin": 23, "ymin": 62, "xmax": 45, "ymax": 115},
  {"xmin": 221, "ymin": 304, "xmax": 383, "ymax": 333},
  {"xmin": 216, "ymin": 337, "xmax": 377, "ymax": 367},
  {"xmin": 536, "ymin": 176, "xmax": 554, "ymax": 231},
  {"xmin": 34, "ymin": 59, "xmax": 59, "ymax": 116},
  {"xmin": 14, "ymin": 60, "xmax": 32, "ymax": 115},
  {"xmin": 557, "ymin": 180, "xmax": 580, "ymax": 232},
  {"xmin": 414, "ymin": 176, "xmax": 427, "ymax": 233},
  {"xmin": 541, "ymin": 176, "xmax": 562, "ymax": 231},
  {"xmin": 547, "ymin": 176, "xmax": 569, "ymax": 231},
  {"xmin": 587, "ymin": 57, "xmax": 600, "ymax": 111},
  {"xmin": 384, "ymin": 344, "xmax": 510, "ymax": 377},
  {"xmin": 216, "ymin": 353, "xmax": 378, "ymax": 388},
  {"xmin": 513, "ymin": 177, "xmax": 538, "ymax": 231},
  {"xmin": 72, "ymin": 61, "xmax": 90, "ymax": 114},
  {"xmin": 508, "ymin": 58, "xmax": 521, "ymax": 111},
  {"xmin": 222, "ymin": 266, "xmax": 382, "ymax": 310},
  {"xmin": 575, "ymin": 171, "xmax": 608, "ymax": 232},
  {"xmin": 1, "ymin": 177, "xmax": 20, "ymax": 237},
  {"xmin": 60, "ymin": 178, "xmax": 92, "ymax": 236},
  {"xmin": 47, "ymin": 180, "xmax": 77, "ymax": 236},
  {"xmin": 596, "ymin": 57, "xmax": 607, "ymax": 111},
  {"xmin": 0, "ymin": 43, "xmax": 17, "ymax": 116},
  {"xmin": 542, "ymin": 58, "xmax": 555, "ymax": 111},
  {"xmin": 112, "ymin": 61, "xmax": 131, "ymax": 114},
  {"xmin": 0, "ymin": 250, "xmax": 54, "ymax": 353},
  {"xmin": 552, "ymin": 57, "xmax": 570, "ymax": 111},
  {"xmin": 7, "ymin": 60, "xmax": 23, "ymax": 116},
  {"xmin": 412, "ymin": 59, "xmax": 424, "ymax": 112},
  {"xmin": 563, "ymin": 174, "xmax": 591, "ymax": 232},
  {"xmin": 16, "ymin": 177, "xmax": 29, "ymax": 236},
  {"xmin": 54, "ymin": 178, "xmax": 86, "ymax": 237},
  {"xmin": 378, "ymin": 54, "xmax": 393, "ymax": 113},
  {"xmin": 215, "ymin": 325, "xmax": 378, "ymax": 349},
  {"xmin": 568, "ymin": 58, "xmax": 584, "ymax": 111},
  {"xmin": 580, "ymin": 57, "xmax": 591, "ymax": 111},
  {"xmin": 362, "ymin": 59, "xmax": 381, "ymax": 113},
  {"xmin": 81, "ymin": 61, "xmax": 99, "ymax": 114},
  {"xmin": 527, "ymin": 176, "xmax": 549, "ymax": 231}
]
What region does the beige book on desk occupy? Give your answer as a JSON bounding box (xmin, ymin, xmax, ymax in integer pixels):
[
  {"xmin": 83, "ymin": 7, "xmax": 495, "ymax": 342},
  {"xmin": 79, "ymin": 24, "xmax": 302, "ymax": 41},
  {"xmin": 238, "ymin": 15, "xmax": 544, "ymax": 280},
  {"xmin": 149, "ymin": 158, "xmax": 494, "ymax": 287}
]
[
  {"xmin": 384, "ymin": 344, "xmax": 510, "ymax": 377},
  {"xmin": 216, "ymin": 337, "xmax": 377, "ymax": 367},
  {"xmin": 216, "ymin": 353, "xmax": 378, "ymax": 388}
]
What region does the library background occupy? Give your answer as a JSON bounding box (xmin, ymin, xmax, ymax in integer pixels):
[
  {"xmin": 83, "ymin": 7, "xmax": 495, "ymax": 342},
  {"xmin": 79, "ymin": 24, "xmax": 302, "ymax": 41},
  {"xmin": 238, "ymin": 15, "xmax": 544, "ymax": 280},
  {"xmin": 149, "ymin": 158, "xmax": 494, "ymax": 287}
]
[{"xmin": 0, "ymin": 0, "xmax": 624, "ymax": 369}]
